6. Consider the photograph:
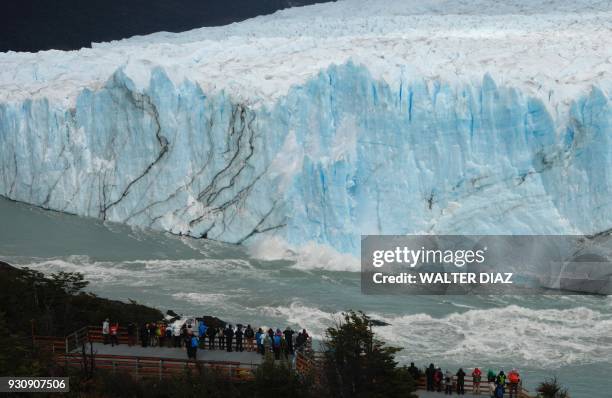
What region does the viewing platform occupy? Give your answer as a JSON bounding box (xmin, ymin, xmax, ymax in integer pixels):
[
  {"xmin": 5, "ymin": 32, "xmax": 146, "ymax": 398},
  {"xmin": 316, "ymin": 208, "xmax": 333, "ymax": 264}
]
[
  {"xmin": 90, "ymin": 342, "xmax": 262, "ymax": 366},
  {"xmin": 34, "ymin": 325, "xmax": 534, "ymax": 397},
  {"xmin": 34, "ymin": 325, "xmax": 267, "ymax": 381}
]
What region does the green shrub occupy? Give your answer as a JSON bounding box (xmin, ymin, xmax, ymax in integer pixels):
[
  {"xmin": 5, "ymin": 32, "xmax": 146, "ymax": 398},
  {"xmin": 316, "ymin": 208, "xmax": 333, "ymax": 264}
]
[
  {"xmin": 253, "ymin": 356, "xmax": 314, "ymax": 398},
  {"xmin": 537, "ymin": 377, "xmax": 569, "ymax": 398},
  {"xmin": 322, "ymin": 310, "xmax": 417, "ymax": 398}
]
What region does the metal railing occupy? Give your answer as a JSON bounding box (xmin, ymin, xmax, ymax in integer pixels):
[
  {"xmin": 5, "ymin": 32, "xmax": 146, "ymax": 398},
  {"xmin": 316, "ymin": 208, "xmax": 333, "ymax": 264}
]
[
  {"xmin": 65, "ymin": 326, "xmax": 89, "ymax": 353},
  {"xmin": 56, "ymin": 352, "xmax": 257, "ymax": 381},
  {"xmin": 416, "ymin": 375, "xmax": 534, "ymax": 397}
]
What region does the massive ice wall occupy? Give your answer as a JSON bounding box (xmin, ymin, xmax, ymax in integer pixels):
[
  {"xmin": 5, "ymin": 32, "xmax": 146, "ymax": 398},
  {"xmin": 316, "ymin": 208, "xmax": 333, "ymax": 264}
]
[{"xmin": 1, "ymin": 62, "xmax": 611, "ymax": 254}]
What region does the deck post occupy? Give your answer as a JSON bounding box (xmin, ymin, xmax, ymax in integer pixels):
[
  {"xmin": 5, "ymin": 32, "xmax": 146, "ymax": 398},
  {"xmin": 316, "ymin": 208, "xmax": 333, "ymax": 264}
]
[
  {"xmin": 135, "ymin": 358, "xmax": 139, "ymax": 377},
  {"xmin": 159, "ymin": 359, "xmax": 163, "ymax": 380}
]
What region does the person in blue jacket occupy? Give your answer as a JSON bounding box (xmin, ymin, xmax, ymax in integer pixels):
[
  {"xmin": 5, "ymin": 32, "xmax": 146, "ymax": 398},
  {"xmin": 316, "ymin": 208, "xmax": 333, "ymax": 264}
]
[
  {"xmin": 198, "ymin": 320, "xmax": 208, "ymax": 348},
  {"xmin": 190, "ymin": 334, "xmax": 199, "ymax": 360},
  {"xmin": 255, "ymin": 328, "xmax": 264, "ymax": 355},
  {"xmin": 273, "ymin": 329, "xmax": 282, "ymax": 359}
]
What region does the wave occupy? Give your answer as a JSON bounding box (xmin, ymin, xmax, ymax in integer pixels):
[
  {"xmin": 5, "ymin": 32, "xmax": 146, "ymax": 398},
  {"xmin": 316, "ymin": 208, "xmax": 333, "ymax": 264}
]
[
  {"xmin": 258, "ymin": 300, "xmax": 612, "ymax": 368},
  {"xmin": 172, "ymin": 292, "xmax": 231, "ymax": 305},
  {"xmin": 4, "ymin": 255, "xmax": 259, "ymax": 285},
  {"xmin": 169, "ymin": 292, "xmax": 250, "ymax": 315},
  {"xmin": 375, "ymin": 305, "xmax": 612, "ymax": 368},
  {"xmin": 257, "ymin": 301, "xmax": 338, "ymax": 339},
  {"xmin": 247, "ymin": 236, "xmax": 359, "ymax": 272}
]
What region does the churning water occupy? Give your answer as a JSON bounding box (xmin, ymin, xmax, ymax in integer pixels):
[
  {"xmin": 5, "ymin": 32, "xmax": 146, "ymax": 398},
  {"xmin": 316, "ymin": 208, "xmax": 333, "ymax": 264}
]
[{"xmin": 1, "ymin": 198, "xmax": 610, "ymax": 397}]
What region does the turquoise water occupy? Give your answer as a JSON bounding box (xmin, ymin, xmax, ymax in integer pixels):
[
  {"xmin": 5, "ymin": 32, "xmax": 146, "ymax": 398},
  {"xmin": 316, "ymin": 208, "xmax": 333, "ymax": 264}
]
[{"xmin": 1, "ymin": 198, "xmax": 610, "ymax": 397}]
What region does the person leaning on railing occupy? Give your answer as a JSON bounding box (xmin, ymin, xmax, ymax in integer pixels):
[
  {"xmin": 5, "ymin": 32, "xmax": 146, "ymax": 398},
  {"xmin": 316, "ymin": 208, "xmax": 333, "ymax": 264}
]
[
  {"xmin": 487, "ymin": 369, "xmax": 496, "ymax": 395},
  {"xmin": 127, "ymin": 322, "xmax": 136, "ymax": 346},
  {"xmin": 158, "ymin": 323, "xmax": 167, "ymax": 347},
  {"xmin": 456, "ymin": 368, "xmax": 466, "ymax": 395},
  {"xmin": 508, "ymin": 369, "xmax": 521, "ymax": 398},
  {"xmin": 244, "ymin": 325, "xmax": 255, "ymax": 351},
  {"xmin": 109, "ymin": 321, "xmax": 119, "ymax": 347},
  {"xmin": 102, "ymin": 318, "xmax": 110, "ymax": 345},
  {"xmin": 472, "ymin": 367, "xmax": 482, "ymax": 395},
  {"xmin": 206, "ymin": 325, "xmax": 216, "ymax": 349},
  {"xmin": 165, "ymin": 324, "xmax": 173, "ymax": 347}
]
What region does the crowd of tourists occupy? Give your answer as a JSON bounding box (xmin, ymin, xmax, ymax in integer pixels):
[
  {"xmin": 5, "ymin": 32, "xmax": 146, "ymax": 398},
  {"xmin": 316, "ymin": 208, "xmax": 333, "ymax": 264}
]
[
  {"xmin": 411, "ymin": 362, "xmax": 521, "ymax": 398},
  {"xmin": 101, "ymin": 318, "xmax": 311, "ymax": 361},
  {"xmin": 102, "ymin": 319, "xmax": 519, "ymax": 397}
]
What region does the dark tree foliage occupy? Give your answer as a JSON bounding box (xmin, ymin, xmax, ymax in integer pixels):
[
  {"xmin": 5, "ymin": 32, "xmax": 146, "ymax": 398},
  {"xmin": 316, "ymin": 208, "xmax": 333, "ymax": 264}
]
[
  {"xmin": 0, "ymin": 261, "xmax": 162, "ymax": 336},
  {"xmin": 71, "ymin": 361, "xmax": 312, "ymax": 398},
  {"xmin": 537, "ymin": 377, "xmax": 569, "ymax": 398},
  {"xmin": 88, "ymin": 367, "xmax": 243, "ymax": 398},
  {"xmin": 322, "ymin": 310, "xmax": 417, "ymax": 398},
  {"xmin": 0, "ymin": 311, "xmax": 47, "ymax": 376},
  {"xmin": 253, "ymin": 356, "xmax": 314, "ymax": 398}
]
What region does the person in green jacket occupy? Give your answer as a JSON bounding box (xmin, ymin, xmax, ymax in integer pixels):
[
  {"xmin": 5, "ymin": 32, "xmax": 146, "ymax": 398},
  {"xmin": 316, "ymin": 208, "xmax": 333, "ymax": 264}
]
[
  {"xmin": 487, "ymin": 369, "xmax": 496, "ymax": 396},
  {"xmin": 496, "ymin": 370, "xmax": 507, "ymax": 396}
]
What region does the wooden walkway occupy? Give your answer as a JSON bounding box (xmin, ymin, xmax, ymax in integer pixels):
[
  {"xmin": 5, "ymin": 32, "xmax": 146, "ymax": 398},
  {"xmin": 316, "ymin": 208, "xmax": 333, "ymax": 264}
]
[
  {"xmin": 91, "ymin": 342, "xmax": 263, "ymax": 366},
  {"xmin": 34, "ymin": 326, "xmax": 263, "ymax": 381}
]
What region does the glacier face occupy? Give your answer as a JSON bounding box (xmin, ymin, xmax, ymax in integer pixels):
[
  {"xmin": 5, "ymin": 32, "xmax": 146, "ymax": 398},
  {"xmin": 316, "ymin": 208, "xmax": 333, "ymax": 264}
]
[{"xmin": 1, "ymin": 62, "xmax": 611, "ymax": 255}]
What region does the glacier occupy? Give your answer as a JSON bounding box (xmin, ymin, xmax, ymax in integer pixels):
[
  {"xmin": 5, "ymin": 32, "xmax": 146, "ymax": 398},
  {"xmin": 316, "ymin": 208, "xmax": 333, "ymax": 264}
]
[{"xmin": 1, "ymin": 0, "xmax": 612, "ymax": 256}]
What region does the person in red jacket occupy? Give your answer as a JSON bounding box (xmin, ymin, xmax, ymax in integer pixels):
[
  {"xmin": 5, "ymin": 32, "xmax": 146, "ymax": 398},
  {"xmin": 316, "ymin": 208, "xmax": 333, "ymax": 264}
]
[
  {"xmin": 109, "ymin": 322, "xmax": 119, "ymax": 347},
  {"xmin": 434, "ymin": 367, "xmax": 444, "ymax": 392},
  {"xmin": 508, "ymin": 368, "xmax": 521, "ymax": 398},
  {"xmin": 472, "ymin": 367, "xmax": 482, "ymax": 394}
]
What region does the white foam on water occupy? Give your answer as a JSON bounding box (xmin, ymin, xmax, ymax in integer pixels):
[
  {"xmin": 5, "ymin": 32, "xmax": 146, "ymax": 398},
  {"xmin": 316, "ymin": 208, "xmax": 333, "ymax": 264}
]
[
  {"xmin": 247, "ymin": 236, "xmax": 359, "ymax": 272},
  {"xmin": 8, "ymin": 255, "xmax": 134, "ymax": 283},
  {"xmin": 128, "ymin": 258, "xmax": 255, "ymax": 274},
  {"xmin": 441, "ymin": 300, "xmax": 478, "ymax": 310},
  {"xmin": 7, "ymin": 256, "xmax": 260, "ymax": 285},
  {"xmin": 169, "ymin": 292, "xmax": 246, "ymax": 315},
  {"xmin": 375, "ymin": 305, "xmax": 612, "ymax": 368},
  {"xmin": 257, "ymin": 301, "xmax": 338, "ymax": 340},
  {"xmin": 172, "ymin": 292, "xmax": 230, "ymax": 305},
  {"xmin": 257, "ymin": 300, "xmax": 612, "ymax": 368}
]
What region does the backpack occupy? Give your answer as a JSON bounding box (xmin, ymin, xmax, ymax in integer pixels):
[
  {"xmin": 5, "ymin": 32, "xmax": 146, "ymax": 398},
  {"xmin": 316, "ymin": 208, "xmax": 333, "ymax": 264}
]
[
  {"xmin": 509, "ymin": 372, "xmax": 519, "ymax": 384},
  {"xmin": 191, "ymin": 336, "xmax": 199, "ymax": 348},
  {"xmin": 273, "ymin": 335, "xmax": 281, "ymax": 347}
]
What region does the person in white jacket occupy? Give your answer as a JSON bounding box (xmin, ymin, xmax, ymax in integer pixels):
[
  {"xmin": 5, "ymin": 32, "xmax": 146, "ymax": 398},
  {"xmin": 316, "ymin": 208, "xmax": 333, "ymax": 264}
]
[
  {"xmin": 172, "ymin": 323, "xmax": 182, "ymax": 348},
  {"xmin": 102, "ymin": 318, "xmax": 110, "ymax": 345},
  {"xmin": 444, "ymin": 370, "xmax": 453, "ymax": 395}
]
